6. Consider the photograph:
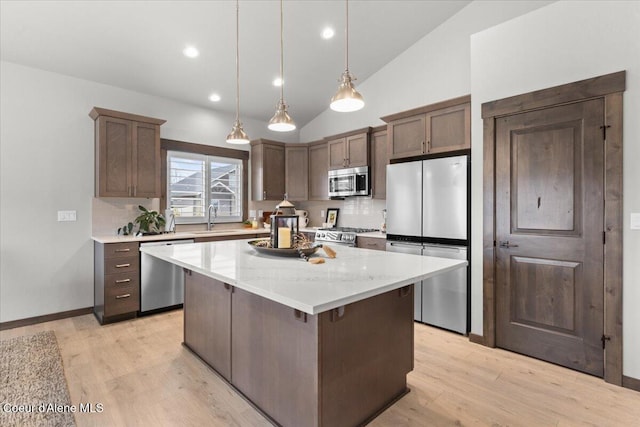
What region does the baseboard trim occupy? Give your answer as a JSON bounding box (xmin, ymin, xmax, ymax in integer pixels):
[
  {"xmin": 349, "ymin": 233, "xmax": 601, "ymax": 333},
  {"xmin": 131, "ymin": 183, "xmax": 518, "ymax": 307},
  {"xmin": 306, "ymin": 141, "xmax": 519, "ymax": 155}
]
[
  {"xmin": 0, "ymin": 307, "xmax": 93, "ymax": 331},
  {"xmin": 623, "ymin": 375, "xmax": 640, "ymax": 392},
  {"xmin": 468, "ymin": 333, "xmax": 485, "ymax": 346}
]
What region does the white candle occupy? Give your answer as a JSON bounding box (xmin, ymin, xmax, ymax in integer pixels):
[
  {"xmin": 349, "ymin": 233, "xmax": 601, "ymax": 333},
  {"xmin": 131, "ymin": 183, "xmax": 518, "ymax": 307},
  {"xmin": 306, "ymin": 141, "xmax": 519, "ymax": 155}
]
[{"xmin": 278, "ymin": 227, "xmax": 291, "ymax": 248}]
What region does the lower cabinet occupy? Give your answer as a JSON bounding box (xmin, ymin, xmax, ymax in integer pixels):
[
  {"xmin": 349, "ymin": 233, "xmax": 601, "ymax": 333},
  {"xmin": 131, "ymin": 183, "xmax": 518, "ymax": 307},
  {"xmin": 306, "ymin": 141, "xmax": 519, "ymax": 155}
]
[
  {"xmin": 183, "ymin": 272, "xmax": 413, "ymax": 427},
  {"xmin": 356, "ymin": 236, "xmax": 386, "ymax": 251},
  {"xmin": 194, "ymin": 233, "xmax": 260, "ymax": 243},
  {"xmin": 184, "ymin": 272, "xmax": 232, "ymax": 380},
  {"xmin": 94, "ymin": 241, "xmax": 140, "ymax": 324}
]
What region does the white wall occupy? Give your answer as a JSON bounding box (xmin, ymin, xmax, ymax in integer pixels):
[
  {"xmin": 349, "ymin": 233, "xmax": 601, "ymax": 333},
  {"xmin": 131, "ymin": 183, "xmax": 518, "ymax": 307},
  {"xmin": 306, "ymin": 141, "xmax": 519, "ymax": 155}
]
[
  {"xmin": 0, "ymin": 61, "xmax": 297, "ymax": 322},
  {"xmin": 470, "ymin": 0, "xmax": 640, "ymax": 379},
  {"xmin": 300, "ymin": 1, "xmax": 554, "ymax": 141}
]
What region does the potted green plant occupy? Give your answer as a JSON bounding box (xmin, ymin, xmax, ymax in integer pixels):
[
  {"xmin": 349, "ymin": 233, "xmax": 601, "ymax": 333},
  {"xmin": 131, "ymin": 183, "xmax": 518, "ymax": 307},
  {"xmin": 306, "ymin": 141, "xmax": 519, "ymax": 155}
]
[{"xmin": 117, "ymin": 205, "xmax": 166, "ymax": 235}]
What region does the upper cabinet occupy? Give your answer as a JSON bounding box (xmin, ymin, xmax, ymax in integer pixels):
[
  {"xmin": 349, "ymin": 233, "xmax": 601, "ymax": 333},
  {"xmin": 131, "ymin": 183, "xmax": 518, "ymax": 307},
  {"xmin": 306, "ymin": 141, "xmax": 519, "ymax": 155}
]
[
  {"xmin": 285, "ymin": 144, "xmax": 309, "ymax": 201},
  {"xmin": 308, "ymin": 141, "xmax": 329, "ymax": 200},
  {"xmin": 382, "ymin": 95, "xmax": 470, "ymax": 160},
  {"xmin": 90, "ymin": 107, "xmax": 165, "ymax": 198},
  {"xmin": 251, "ymin": 139, "xmax": 285, "ymax": 201},
  {"xmin": 370, "ymin": 126, "xmax": 388, "ymax": 199},
  {"xmin": 326, "ymin": 128, "xmax": 370, "ymax": 170}
]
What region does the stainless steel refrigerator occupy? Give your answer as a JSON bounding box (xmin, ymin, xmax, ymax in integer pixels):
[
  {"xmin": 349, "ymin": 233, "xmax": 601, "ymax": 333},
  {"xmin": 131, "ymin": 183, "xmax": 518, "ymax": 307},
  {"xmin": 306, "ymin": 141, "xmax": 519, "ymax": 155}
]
[{"xmin": 385, "ymin": 155, "xmax": 469, "ymax": 334}]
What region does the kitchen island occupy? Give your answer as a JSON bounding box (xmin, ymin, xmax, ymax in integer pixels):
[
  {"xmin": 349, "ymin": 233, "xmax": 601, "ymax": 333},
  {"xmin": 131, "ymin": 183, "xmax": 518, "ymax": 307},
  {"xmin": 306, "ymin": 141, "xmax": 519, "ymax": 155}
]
[{"xmin": 140, "ymin": 239, "xmax": 467, "ymax": 427}]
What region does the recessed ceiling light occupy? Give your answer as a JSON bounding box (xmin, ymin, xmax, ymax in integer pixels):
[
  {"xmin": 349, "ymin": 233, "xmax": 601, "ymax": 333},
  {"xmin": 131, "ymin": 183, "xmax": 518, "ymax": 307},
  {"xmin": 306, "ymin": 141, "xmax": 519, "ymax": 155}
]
[
  {"xmin": 183, "ymin": 45, "xmax": 199, "ymax": 58},
  {"xmin": 322, "ymin": 27, "xmax": 335, "ymax": 40},
  {"xmin": 272, "ymin": 77, "xmax": 283, "ymax": 87},
  {"xmin": 209, "ymin": 93, "xmax": 221, "ymax": 102}
]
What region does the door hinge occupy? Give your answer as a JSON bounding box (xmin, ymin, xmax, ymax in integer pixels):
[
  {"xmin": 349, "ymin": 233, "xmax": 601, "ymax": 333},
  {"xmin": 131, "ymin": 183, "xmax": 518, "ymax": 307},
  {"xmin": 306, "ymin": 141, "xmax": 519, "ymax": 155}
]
[
  {"xmin": 601, "ymin": 334, "xmax": 611, "ymax": 349},
  {"xmin": 600, "ymin": 125, "xmax": 611, "ymax": 141}
]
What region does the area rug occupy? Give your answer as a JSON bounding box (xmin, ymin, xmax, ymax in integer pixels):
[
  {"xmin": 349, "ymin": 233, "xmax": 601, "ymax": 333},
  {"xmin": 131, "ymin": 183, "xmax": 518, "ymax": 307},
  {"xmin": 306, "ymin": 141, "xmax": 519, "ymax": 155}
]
[{"xmin": 0, "ymin": 331, "xmax": 76, "ymax": 427}]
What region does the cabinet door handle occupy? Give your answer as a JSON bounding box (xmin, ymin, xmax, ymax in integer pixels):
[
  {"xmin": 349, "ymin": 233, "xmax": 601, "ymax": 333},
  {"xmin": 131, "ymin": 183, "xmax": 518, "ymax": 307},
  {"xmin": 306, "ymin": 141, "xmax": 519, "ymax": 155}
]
[
  {"xmin": 115, "ymin": 278, "xmax": 131, "ymax": 284},
  {"xmin": 115, "ymin": 248, "xmax": 130, "ymax": 253},
  {"xmin": 294, "ymin": 309, "xmax": 307, "ymax": 323},
  {"xmin": 499, "ymin": 241, "xmax": 519, "ymax": 248},
  {"xmin": 263, "ymin": 190, "xmax": 267, "ymax": 200},
  {"xmin": 133, "ymin": 186, "xmax": 137, "ymax": 197},
  {"xmin": 115, "ymin": 263, "xmax": 131, "ymax": 268},
  {"xmin": 115, "ymin": 293, "xmax": 131, "ymax": 299}
]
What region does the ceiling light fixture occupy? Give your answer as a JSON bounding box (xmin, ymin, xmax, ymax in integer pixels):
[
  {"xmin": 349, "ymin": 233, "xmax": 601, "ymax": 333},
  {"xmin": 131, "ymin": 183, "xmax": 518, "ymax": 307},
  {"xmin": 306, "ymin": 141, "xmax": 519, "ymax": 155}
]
[
  {"xmin": 272, "ymin": 77, "xmax": 283, "ymax": 87},
  {"xmin": 209, "ymin": 93, "xmax": 221, "ymax": 102},
  {"xmin": 322, "ymin": 27, "xmax": 335, "ymax": 39},
  {"xmin": 183, "ymin": 45, "xmax": 199, "ymax": 58},
  {"xmin": 268, "ymin": 0, "xmax": 295, "ymax": 132},
  {"xmin": 226, "ymin": 0, "xmax": 250, "ymax": 144},
  {"xmin": 330, "ymin": 0, "xmax": 364, "ymax": 112}
]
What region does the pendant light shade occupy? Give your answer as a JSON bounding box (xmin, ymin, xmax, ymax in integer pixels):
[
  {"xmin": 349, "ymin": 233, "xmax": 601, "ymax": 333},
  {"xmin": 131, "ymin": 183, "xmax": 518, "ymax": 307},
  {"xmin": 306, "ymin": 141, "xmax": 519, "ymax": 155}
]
[
  {"xmin": 268, "ymin": 99, "xmax": 296, "ymax": 131},
  {"xmin": 227, "ymin": 0, "xmax": 250, "ymax": 144},
  {"xmin": 268, "ymin": 0, "xmax": 296, "ymax": 132},
  {"xmin": 330, "ymin": 0, "xmax": 364, "ymax": 112},
  {"xmin": 226, "ymin": 119, "xmax": 250, "ymax": 144}
]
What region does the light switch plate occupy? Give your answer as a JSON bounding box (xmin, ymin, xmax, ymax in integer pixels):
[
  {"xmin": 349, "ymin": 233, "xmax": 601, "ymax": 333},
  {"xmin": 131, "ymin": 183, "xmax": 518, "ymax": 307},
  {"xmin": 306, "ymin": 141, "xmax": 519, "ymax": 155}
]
[
  {"xmin": 631, "ymin": 213, "xmax": 640, "ymax": 230},
  {"xmin": 249, "ymin": 209, "xmax": 256, "ymax": 218},
  {"xmin": 258, "ymin": 209, "xmax": 263, "ymax": 217},
  {"xmin": 57, "ymin": 210, "xmax": 77, "ymax": 222}
]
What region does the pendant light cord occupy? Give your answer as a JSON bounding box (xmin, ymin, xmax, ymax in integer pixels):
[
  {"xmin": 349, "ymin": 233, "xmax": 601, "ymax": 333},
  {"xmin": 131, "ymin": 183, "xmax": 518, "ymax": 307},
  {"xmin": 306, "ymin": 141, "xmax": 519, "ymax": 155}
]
[
  {"xmin": 279, "ymin": 0, "xmax": 284, "ymax": 102},
  {"xmin": 345, "ymin": 0, "xmax": 349, "ymax": 72},
  {"xmin": 235, "ymin": 0, "xmax": 240, "ymax": 122}
]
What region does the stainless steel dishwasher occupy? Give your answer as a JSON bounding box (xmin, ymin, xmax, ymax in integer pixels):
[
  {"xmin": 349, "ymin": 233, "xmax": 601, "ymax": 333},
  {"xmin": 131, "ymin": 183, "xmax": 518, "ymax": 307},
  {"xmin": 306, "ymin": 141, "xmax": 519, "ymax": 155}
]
[{"xmin": 139, "ymin": 239, "xmax": 194, "ymax": 313}]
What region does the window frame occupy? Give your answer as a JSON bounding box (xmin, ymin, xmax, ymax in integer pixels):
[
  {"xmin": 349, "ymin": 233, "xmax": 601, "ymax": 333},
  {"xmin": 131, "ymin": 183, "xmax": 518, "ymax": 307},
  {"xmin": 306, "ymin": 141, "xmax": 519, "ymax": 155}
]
[{"xmin": 161, "ymin": 139, "xmax": 249, "ymax": 224}]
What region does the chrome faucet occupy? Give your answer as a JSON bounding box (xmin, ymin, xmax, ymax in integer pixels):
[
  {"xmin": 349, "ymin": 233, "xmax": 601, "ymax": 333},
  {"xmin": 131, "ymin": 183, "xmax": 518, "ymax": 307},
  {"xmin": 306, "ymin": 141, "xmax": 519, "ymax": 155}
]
[{"xmin": 207, "ymin": 204, "xmax": 218, "ymax": 230}]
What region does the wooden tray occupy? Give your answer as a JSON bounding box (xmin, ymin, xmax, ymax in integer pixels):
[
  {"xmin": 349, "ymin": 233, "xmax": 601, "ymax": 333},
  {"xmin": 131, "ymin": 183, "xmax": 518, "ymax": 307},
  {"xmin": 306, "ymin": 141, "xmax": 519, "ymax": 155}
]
[{"xmin": 247, "ymin": 239, "xmax": 319, "ymax": 257}]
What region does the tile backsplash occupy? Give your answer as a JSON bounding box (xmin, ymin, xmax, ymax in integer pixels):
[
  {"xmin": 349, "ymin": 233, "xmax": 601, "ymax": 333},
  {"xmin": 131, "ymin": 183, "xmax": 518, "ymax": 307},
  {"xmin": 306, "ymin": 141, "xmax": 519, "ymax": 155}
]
[
  {"xmin": 92, "ymin": 197, "xmax": 161, "ymax": 236},
  {"xmin": 250, "ymin": 198, "xmax": 386, "ymax": 230}
]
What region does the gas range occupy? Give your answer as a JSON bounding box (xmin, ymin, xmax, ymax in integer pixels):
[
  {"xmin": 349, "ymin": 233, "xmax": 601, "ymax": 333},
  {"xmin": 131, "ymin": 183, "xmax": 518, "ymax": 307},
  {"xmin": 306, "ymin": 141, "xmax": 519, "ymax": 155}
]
[{"xmin": 314, "ymin": 227, "xmax": 379, "ymax": 247}]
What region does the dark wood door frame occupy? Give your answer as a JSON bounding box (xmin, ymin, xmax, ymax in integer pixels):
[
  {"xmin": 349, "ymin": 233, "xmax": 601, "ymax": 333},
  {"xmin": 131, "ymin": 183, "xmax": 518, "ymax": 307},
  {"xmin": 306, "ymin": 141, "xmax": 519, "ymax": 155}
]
[{"xmin": 481, "ymin": 71, "xmax": 625, "ymax": 386}]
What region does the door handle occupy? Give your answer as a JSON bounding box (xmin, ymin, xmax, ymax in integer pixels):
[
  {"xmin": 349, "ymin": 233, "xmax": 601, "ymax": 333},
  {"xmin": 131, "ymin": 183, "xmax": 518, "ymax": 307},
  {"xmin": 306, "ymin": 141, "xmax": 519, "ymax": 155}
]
[{"xmin": 499, "ymin": 241, "xmax": 519, "ymax": 248}]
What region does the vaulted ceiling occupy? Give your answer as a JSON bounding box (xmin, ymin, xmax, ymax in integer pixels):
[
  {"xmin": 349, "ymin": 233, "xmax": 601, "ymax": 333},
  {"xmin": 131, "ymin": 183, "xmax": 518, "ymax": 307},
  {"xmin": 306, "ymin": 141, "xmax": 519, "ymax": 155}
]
[{"xmin": 1, "ymin": 0, "xmax": 470, "ymax": 128}]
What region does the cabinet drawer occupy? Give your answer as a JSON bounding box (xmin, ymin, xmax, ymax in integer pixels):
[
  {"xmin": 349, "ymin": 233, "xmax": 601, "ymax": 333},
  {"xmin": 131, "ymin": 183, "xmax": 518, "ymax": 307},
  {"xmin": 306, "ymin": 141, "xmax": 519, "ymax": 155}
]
[
  {"xmin": 357, "ymin": 237, "xmax": 386, "ymax": 251},
  {"xmin": 104, "ymin": 283, "xmax": 139, "ymax": 317},
  {"xmin": 104, "ymin": 271, "xmax": 139, "ymax": 290},
  {"xmin": 104, "ymin": 242, "xmax": 139, "ymax": 259},
  {"xmin": 105, "ymin": 256, "xmax": 139, "ymax": 275}
]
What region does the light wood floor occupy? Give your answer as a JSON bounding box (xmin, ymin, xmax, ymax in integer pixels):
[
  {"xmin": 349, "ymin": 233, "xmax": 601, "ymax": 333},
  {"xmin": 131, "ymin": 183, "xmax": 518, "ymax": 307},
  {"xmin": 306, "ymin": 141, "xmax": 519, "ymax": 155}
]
[{"xmin": 2, "ymin": 310, "xmax": 639, "ymax": 427}]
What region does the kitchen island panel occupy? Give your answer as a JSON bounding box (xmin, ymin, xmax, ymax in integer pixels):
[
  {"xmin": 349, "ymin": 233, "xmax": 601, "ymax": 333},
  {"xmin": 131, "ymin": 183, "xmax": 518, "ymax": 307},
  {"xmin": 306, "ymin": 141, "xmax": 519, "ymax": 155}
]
[
  {"xmin": 319, "ymin": 285, "xmax": 414, "ymax": 427},
  {"xmin": 232, "ymin": 287, "xmax": 319, "ymax": 427},
  {"xmin": 184, "ymin": 272, "xmax": 232, "ymax": 380}
]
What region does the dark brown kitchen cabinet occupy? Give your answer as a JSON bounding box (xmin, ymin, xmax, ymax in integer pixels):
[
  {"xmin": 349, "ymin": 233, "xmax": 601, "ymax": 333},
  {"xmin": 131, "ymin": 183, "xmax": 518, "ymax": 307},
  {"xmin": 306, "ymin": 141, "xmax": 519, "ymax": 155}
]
[
  {"xmin": 251, "ymin": 139, "xmax": 285, "ymax": 201},
  {"xmin": 285, "ymin": 144, "xmax": 309, "ymax": 201},
  {"xmin": 383, "ymin": 96, "xmax": 470, "ymax": 160},
  {"xmin": 194, "ymin": 233, "xmax": 260, "ymax": 243},
  {"xmin": 94, "ymin": 241, "xmax": 140, "ymax": 324},
  {"xmin": 370, "ymin": 126, "xmax": 388, "ymax": 199},
  {"xmin": 308, "ymin": 140, "xmax": 329, "ymax": 200},
  {"xmin": 326, "ymin": 128, "xmax": 370, "ymax": 170},
  {"xmin": 184, "ymin": 272, "xmax": 232, "ymax": 380},
  {"xmin": 89, "ymin": 107, "xmax": 165, "ymax": 198}
]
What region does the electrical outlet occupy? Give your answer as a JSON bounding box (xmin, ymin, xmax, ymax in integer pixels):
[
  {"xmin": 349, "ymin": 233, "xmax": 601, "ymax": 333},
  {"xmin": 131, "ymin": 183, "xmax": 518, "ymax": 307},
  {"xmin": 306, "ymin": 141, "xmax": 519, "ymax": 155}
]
[
  {"xmin": 631, "ymin": 213, "xmax": 640, "ymax": 230},
  {"xmin": 57, "ymin": 210, "xmax": 77, "ymax": 222},
  {"xmin": 249, "ymin": 209, "xmax": 256, "ymax": 218},
  {"xmin": 320, "ymin": 210, "xmax": 325, "ymax": 218},
  {"xmin": 258, "ymin": 209, "xmax": 263, "ymax": 217}
]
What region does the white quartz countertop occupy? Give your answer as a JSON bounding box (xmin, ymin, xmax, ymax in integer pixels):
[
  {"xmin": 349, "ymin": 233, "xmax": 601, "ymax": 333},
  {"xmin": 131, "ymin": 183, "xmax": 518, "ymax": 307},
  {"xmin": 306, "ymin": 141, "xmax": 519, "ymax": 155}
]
[
  {"xmin": 92, "ymin": 228, "xmax": 270, "ymax": 244},
  {"xmin": 140, "ymin": 239, "xmax": 467, "ymax": 315}
]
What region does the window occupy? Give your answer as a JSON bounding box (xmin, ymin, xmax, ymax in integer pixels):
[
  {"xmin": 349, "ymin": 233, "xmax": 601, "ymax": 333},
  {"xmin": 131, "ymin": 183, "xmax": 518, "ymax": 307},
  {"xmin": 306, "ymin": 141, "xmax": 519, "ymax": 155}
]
[{"xmin": 167, "ymin": 151, "xmax": 243, "ymax": 223}]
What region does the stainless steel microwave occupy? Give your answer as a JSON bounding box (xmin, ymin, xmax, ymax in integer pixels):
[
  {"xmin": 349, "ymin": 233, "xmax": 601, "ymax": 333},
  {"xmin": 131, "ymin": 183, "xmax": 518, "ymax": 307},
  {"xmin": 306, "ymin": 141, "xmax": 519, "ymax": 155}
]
[{"xmin": 328, "ymin": 166, "xmax": 369, "ymax": 198}]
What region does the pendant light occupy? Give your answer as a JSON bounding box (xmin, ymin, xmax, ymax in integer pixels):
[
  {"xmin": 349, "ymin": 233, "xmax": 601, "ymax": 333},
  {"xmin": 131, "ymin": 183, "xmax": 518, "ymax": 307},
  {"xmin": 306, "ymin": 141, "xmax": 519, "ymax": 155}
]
[
  {"xmin": 226, "ymin": 0, "xmax": 250, "ymax": 144},
  {"xmin": 268, "ymin": 0, "xmax": 296, "ymax": 132},
  {"xmin": 330, "ymin": 0, "xmax": 364, "ymax": 112}
]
